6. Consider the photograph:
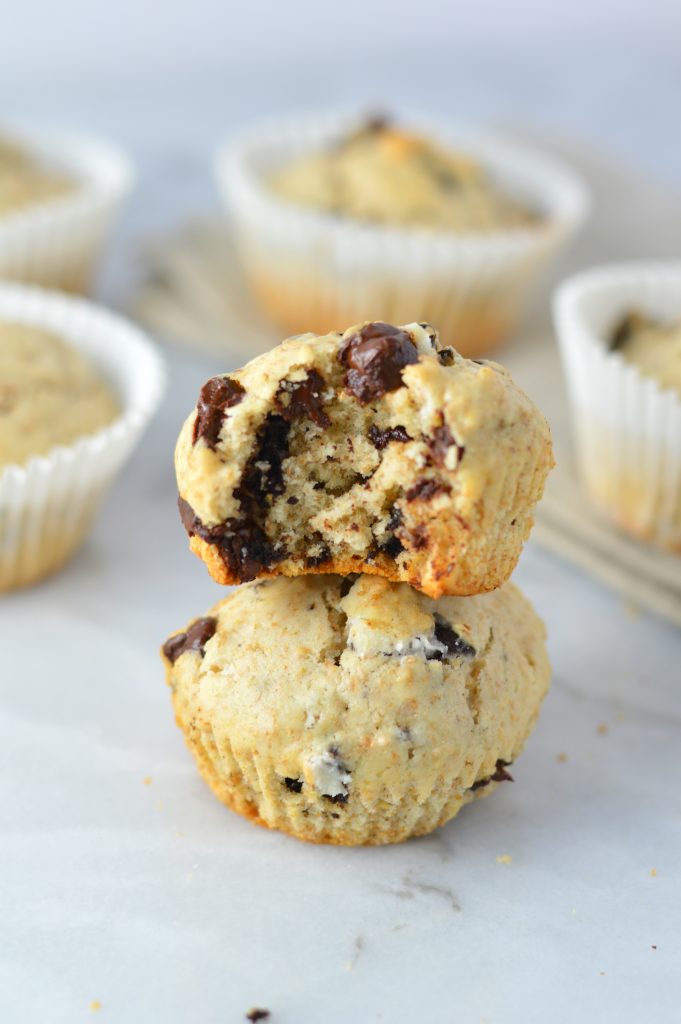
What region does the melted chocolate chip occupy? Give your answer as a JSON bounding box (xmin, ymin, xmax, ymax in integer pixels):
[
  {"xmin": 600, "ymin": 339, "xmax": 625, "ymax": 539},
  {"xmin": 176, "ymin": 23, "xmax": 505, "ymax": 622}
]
[
  {"xmin": 431, "ymin": 613, "xmax": 476, "ymax": 659},
  {"xmin": 373, "ymin": 506, "xmax": 405, "ymax": 559},
  {"xmin": 192, "ymin": 376, "xmax": 245, "ymax": 448},
  {"xmin": 405, "ymin": 478, "xmax": 451, "ymax": 502},
  {"xmin": 286, "ymin": 496, "xmax": 299, "ymax": 505},
  {"xmin": 437, "ymin": 348, "xmax": 455, "ymax": 366},
  {"xmin": 339, "ymin": 322, "xmax": 419, "ymax": 403},
  {"xmin": 470, "ymin": 759, "xmax": 514, "ymax": 791},
  {"xmin": 276, "ymin": 370, "xmax": 330, "ymax": 428},
  {"xmin": 283, "ymin": 777, "xmax": 303, "ymax": 793},
  {"xmin": 162, "ymin": 616, "xmax": 217, "ymax": 664},
  {"xmin": 368, "ymin": 424, "xmax": 411, "ymax": 450},
  {"xmin": 177, "ymin": 497, "xmax": 284, "ymax": 582},
  {"xmin": 237, "ymin": 414, "xmax": 290, "ymax": 505},
  {"xmin": 428, "ymin": 421, "xmax": 465, "ymax": 468},
  {"xmin": 305, "ymin": 542, "xmax": 331, "ymax": 568}
]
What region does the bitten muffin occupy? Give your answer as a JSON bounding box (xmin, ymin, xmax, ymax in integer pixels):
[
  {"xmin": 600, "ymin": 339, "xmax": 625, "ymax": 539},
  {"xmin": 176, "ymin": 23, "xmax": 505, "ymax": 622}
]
[
  {"xmin": 612, "ymin": 311, "xmax": 681, "ymax": 397},
  {"xmin": 0, "ymin": 321, "xmax": 119, "ymax": 469},
  {"xmin": 0, "ymin": 138, "xmax": 73, "ymax": 219},
  {"xmin": 269, "ymin": 118, "xmax": 536, "ymax": 231},
  {"xmin": 161, "ymin": 574, "xmax": 551, "ymax": 846},
  {"xmin": 175, "ymin": 320, "xmax": 553, "ymax": 598}
]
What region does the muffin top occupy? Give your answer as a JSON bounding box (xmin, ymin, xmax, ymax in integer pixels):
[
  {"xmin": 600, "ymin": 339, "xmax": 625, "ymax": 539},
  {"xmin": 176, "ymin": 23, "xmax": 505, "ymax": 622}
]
[
  {"xmin": 0, "ymin": 138, "xmax": 74, "ymax": 219},
  {"xmin": 612, "ymin": 312, "xmax": 681, "ymax": 397},
  {"xmin": 0, "ymin": 322, "xmax": 119, "ymax": 469},
  {"xmin": 268, "ymin": 118, "xmax": 536, "ymax": 231}
]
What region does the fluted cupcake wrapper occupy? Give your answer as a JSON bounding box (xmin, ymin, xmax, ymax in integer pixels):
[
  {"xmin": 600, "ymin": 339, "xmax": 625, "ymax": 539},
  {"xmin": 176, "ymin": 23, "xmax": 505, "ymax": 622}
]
[
  {"xmin": 215, "ymin": 111, "xmax": 588, "ymax": 357},
  {"xmin": 0, "ymin": 284, "xmax": 165, "ymax": 591},
  {"xmin": 554, "ymin": 262, "xmax": 681, "ymax": 551},
  {"xmin": 0, "ymin": 125, "xmax": 133, "ymax": 292}
]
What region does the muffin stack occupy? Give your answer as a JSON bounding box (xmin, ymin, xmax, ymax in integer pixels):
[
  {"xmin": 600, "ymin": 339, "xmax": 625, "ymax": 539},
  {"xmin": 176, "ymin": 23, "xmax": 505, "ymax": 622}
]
[{"xmin": 162, "ymin": 320, "xmax": 554, "ymax": 845}]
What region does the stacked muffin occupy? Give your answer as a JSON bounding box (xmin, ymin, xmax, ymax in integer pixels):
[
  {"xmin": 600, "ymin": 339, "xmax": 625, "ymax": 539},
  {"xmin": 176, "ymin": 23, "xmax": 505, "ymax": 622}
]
[{"xmin": 162, "ymin": 320, "xmax": 553, "ymax": 845}]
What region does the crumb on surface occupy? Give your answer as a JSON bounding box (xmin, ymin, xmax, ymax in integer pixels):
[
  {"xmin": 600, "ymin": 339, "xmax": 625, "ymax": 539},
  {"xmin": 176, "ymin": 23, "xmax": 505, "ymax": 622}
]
[
  {"xmin": 246, "ymin": 1010, "xmax": 271, "ymax": 1022},
  {"xmin": 556, "ymin": 752, "xmax": 568, "ymax": 763},
  {"xmin": 599, "ymin": 972, "xmax": 605, "ymax": 977},
  {"xmin": 652, "ymin": 945, "xmax": 657, "ymax": 950},
  {"xmin": 615, "ymin": 711, "xmax": 625, "ymax": 723},
  {"xmin": 596, "ymin": 723, "xmax": 608, "ymax": 736},
  {"xmin": 650, "ymin": 868, "xmax": 658, "ymax": 877},
  {"xmin": 90, "ymin": 1001, "xmax": 101, "ymax": 1012},
  {"xmin": 496, "ymin": 854, "xmax": 512, "ymax": 865},
  {"xmin": 143, "ymin": 776, "xmax": 152, "ymax": 785}
]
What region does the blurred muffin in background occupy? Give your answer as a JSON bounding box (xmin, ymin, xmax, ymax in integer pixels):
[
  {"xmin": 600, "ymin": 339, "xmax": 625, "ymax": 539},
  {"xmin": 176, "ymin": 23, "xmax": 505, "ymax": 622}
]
[
  {"xmin": 0, "ymin": 284, "xmax": 164, "ymax": 592},
  {"xmin": 554, "ymin": 262, "xmax": 681, "ymax": 553},
  {"xmin": 0, "ymin": 139, "xmax": 74, "ymax": 218},
  {"xmin": 0, "ymin": 127, "xmax": 132, "ymax": 293},
  {"xmin": 0, "ymin": 322, "xmax": 119, "ymax": 470},
  {"xmin": 216, "ymin": 112, "xmax": 588, "ymax": 358}
]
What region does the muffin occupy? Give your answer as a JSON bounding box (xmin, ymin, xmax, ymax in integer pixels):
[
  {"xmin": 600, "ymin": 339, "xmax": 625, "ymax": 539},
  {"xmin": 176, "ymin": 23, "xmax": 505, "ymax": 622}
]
[
  {"xmin": 161, "ymin": 574, "xmax": 551, "ymax": 846},
  {"xmin": 0, "ymin": 322, "xmax": 119, "ymax": 469},
  {"xmin": 0, "ymin": 128, "xmax": 132, "ymax": 293},
  {"xmin": 0, "ymin": 138, "xmax": 74, "ymax": 218},
  {"xmin": 216, "ymin": 112, "xmax": 588, "ymax": 357},
  {"xmin": 554, "ymin": 262, "xmax": 681, "ymax": 551},
  {"xmin": 0, "ymin": 283, "xmax": 164, "ymax": 591},
  {"xmin": 175, "ymin": 320, "xmax": 553, "ymax": 598}
]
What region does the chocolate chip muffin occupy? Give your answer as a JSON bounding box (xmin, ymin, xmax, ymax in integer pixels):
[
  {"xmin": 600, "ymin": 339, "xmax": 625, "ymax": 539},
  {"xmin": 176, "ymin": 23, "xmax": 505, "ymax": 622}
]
[
  {"xmin": 0, "ymin": 321, "xmax": 119, "ymax": 469},
  {"xmin": 269, "ymin": 118, "xmax": 535, "ymax": 231},
  {"xmin": 161, "ymin": 574, "xmax": 550, "ymax": 846},
  {"xmin": 174, "ymin": 321, "xmax": 553, "ymax": 598},
  {"xmin": 612, "ymin": 311, "xmax": 681, "ymax": 397},
  {"xmin": 0, "ymin": 138, "xmax": 73, "ymax": 219}
]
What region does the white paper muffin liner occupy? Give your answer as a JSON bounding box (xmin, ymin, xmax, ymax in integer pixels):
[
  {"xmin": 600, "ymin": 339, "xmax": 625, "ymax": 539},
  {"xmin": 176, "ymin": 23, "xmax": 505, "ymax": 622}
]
[
  {"xmin": 215, "ymin": 111, "xmax": 589, "ymax": 357},
  {"xmin": 0, "ymin": 125, "xmax": 133, "ymax": 292},
  {"xmin": 0, "ymin": 284, "xmax": 165, "ymax": 590},
  {"xmin": 554, "ymin": 262, "xmax": 681, "ymax": 551}
]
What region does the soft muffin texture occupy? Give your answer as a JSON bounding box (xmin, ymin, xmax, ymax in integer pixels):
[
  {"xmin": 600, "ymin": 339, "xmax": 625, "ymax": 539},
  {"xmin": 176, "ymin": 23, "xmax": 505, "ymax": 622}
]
[
  {"xmin": 162, "ymin": 574, "xmax": 551, "ymax": 846},
  {"xmin": 612, "ymin": 311, "xmax": 681, "ymax": 397},
  {"xmin": 0, "ymin": 139, "xmax": 73, "ymax": 219},
  {"xmin": 0, "ymin": 322, "xmax": 119, "ymax": 469},
  {"xmin": 175, "ymin": 320, "xmax": 553, "ymax": 598},
  {"xmin": 268, "ymin": 119, "xmax": 536, "ymax": 231}
]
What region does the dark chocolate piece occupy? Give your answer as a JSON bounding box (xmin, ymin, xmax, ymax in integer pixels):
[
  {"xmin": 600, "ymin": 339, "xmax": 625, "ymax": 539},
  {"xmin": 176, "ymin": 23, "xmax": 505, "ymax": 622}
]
[
  {"xmin": 368, "ymin": 424, "xmax": 411, "ymax": 450},
  {"xmin": 276, "ymin": 370, "xmax": 330, "ymax": 428},
  {"xmin": 237, "ymin": 414, "xmax": 290, "ymax": 505},
  {"xmin": 405, "ymin": 478, "xmax": 451, "ymax": 502},
  {"xmin": 470, "ymin": 759, "xmax": 514, "ymax": 791},
  {"xmin": 163, "ymin": 616, "xmax": 217, "ymax": 664},
  {"xmin": 339, "ymin": 322, "xmax": 419, "ymax": 403},
  {"xmin": 427, "ymin": 421, "xmax": 465, "ymax": 468},
  {"xmin": 192, "ymin": 376, "xmax": 245, "ymax": 448},
  {"xmin": 283, "ymin": 777, "xmax": 303, "ymax": 793},
  {"xmin": 323, "ymin": 793, "xmax": 349, "ymax": 805},
  {"xmin": 177, "ymin": 497, "xmax": 284, "ymax": 582},
  {"xmin": 431, "ymin": 613, "xmax": 476, "ymax": 660},
  {"xmin": 437, "ymin": 347, "xmax": 455, "ymax": 366}
]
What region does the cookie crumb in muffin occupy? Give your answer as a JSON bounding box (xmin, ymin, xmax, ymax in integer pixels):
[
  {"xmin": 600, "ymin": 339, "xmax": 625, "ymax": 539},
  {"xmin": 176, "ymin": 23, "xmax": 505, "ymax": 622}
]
[{"xmin": 311, "ymin": 746, "xmax": 352, "ymax": 802}]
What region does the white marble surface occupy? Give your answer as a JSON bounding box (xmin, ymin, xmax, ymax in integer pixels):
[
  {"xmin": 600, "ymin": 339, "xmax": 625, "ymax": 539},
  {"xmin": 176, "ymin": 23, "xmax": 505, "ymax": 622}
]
[{"xmin": 3, "ymin": 53, "xmax": 681, "ymax": 1021}]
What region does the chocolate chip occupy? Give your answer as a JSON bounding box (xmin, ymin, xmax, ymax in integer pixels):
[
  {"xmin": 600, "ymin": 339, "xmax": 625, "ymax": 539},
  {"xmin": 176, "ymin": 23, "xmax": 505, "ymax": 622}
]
[
  {"xmin": 286, "ymin": 496, "xmax": 299, "ymax": 505},
  {"xmin": 372, "ymin": 506, "xmax": 405, "ymax": 559},
  {"xmin": 405, "ymin": 478, "xmax": 451, "ymax": 502},
  {"xmin": 427, "ymin": 421, "xmax": 465, "ymax": 468},
  {"xmin": 192, "ymin": 376, "xmax": 245, "ymax": 448},
  {"xmin": 237, "ymin": 414, "xmax": 290, "ymax": 505},
  {"xmin": 437, "ymin": 348, "xmax": 455, "ymax": 366},
  {"xmin": 470, "ymin": 759, "xmax": 514, "ymax": 791},
  {"xmin": 323, "ymin": 793, "xmax": 348, "ymax": 805},
  {"xmin": 305, "ymin": 541, "xmax": 331, "ymax": 568},
  {"xmin": 283, "ymin": 777, "xmax": 303, "ymax": 793},
  {"xmin": 162, "ymin": 616, "xmax": 217, "ymax": 664},
  {"xmin": 339, "ymin": 322, "xmax": 419, "ymax": 403},
  {"xmin": 177, "ymin": 497, "xmax": 284, "ymax": 582},
  {"xmin": 368, "ymin": 424, "xmax": 411, "ymax": 450},
  {"xmin": 245, "ymin": 1010, "xmax": 271, "ymax": 1022},
  {"xmin": 381, "ymin": 535, "xmax": 405, "ymax": 557},
  {"xmin": 431, "ymin": 613, "xmax": 476, "ymax": 659},
  {"xmin": 312, "ymin": 480, "xmax": 326, "ymax": 491},
  {"xmin": 276, "ymin": 370, "xmax": 330, "ymax": 428}
]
